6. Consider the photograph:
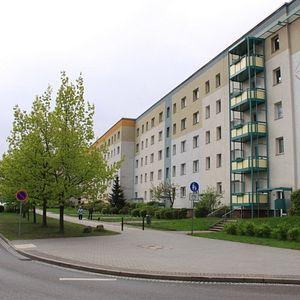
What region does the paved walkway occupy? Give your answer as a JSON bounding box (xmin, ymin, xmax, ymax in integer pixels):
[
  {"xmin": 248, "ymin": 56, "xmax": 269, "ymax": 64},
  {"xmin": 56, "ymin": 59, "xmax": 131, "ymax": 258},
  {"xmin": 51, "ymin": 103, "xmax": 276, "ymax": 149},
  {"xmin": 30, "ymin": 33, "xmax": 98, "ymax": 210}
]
[{"xmin": 10, "ymin": 211, "xmax": 300, "ymax": 282}]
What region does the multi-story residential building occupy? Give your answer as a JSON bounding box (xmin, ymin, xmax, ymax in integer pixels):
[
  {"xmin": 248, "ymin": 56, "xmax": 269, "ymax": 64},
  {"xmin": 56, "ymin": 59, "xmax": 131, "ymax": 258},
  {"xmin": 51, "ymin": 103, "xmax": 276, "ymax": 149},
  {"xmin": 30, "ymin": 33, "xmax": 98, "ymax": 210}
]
[
  {"xmin": 93, "ymin": 118, "xmax": 136, "ymax": 200},
  {"xmin": 95, "ymin": 0, "xmax": 300, "ymax": 215}
]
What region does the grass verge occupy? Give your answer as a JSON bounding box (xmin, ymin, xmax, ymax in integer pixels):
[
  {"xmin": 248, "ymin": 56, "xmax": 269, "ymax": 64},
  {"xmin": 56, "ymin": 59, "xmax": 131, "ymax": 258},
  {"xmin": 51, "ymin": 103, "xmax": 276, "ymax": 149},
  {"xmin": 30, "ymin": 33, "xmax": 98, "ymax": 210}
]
[
  {"xmin": 0, "ymin": 212, "xmax": 117, "ymax": 240},
  {"xmin": 194, "ymin": 231, "xmax": 300, "ymax": 250},
  {"xmin": 126, "ymin": 217, "xmax": 220, "ymax": 231}
]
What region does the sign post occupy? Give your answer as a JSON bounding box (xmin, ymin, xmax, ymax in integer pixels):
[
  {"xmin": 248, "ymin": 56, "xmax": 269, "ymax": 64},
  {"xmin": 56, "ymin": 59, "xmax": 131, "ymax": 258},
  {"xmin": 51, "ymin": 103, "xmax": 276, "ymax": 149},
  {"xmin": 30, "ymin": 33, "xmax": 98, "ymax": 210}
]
[
  {"xmin": 16, "ymin": 190, "xmax": 28, "ymax": 237},
  {"xmin": 189, "ymin": 182, "xmax": 199, "ymax": 235}
]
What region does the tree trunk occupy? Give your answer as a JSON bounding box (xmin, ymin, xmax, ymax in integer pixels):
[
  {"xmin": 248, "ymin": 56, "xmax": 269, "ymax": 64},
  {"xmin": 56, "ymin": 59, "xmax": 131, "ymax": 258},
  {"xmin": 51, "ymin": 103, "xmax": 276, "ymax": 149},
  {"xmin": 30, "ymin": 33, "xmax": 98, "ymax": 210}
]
[
  {"xmin": 33, "ymin": 205, "xmax": 37, "ymax": 224},
  {"xmin": 59, "ymin": 205, "xmax": 64, "ymax": 233},
  {"xmin": 42, "ymin": 199, "xmax": 47, "ymax": 227}
]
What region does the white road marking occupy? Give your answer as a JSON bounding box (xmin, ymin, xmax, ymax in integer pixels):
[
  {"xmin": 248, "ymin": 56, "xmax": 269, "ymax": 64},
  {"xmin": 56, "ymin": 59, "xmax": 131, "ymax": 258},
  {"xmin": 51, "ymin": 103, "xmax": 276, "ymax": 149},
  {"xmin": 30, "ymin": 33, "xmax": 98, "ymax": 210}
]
[
  {"xmin": 59, "ymin": 278, "xmax": 117, "ymax": 281},
  {"xmin": 14, "ymin": 244, "xmax": 36, "ymax": 249}
]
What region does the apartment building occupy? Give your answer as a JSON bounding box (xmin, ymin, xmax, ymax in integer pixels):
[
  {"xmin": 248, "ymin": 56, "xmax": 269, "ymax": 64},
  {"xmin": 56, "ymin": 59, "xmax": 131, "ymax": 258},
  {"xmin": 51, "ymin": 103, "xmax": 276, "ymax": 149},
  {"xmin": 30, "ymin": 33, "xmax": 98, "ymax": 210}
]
[
  {"xmin": 94, "ymin": 118, "xmax": 136, "ymax": 201},
  {"xmin": 96, "ymin": 0, "xmax": 300, "ymax": 214}
]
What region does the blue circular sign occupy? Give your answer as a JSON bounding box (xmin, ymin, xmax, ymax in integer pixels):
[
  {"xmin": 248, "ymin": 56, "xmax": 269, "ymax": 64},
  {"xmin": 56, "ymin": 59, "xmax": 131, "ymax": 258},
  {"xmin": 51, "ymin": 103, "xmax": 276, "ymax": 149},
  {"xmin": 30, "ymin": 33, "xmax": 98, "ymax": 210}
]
[
  {"xmin": 190, "ymin": 182, "xmax": 199, "ymax": 192},
  {"xmin": 16, "ymin": 190, "xmax": 28, "ymax": 202}
]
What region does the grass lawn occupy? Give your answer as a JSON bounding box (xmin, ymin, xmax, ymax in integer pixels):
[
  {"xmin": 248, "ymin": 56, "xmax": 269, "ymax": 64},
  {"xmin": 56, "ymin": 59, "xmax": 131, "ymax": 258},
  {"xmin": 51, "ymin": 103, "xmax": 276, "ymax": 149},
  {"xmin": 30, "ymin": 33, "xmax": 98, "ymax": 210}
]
[
  {"xmin": 0, "ymin": 212, "xmax": 117, "ymax": 240},
  {"xmin": 194, "ymin": 231, "xmax": 300, "ymax": 250},
  {"xmin": 194, "ymin": 216, "xmax": 300, "ymax": 250},
  {"xmin": 126, "ymin": 217, "xmax": 220, "ymax": 231},
  {"xmin": 47, "ymin": 207, "xmax": 139, "ymax": 222}
]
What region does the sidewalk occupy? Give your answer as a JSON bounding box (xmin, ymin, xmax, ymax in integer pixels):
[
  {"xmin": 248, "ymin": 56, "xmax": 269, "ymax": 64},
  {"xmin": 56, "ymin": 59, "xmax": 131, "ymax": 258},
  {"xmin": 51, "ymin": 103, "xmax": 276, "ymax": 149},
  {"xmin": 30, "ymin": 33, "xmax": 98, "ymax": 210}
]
[{"xmin": 9, "ymin": 211, "xmax": 300, "ymax": 284}]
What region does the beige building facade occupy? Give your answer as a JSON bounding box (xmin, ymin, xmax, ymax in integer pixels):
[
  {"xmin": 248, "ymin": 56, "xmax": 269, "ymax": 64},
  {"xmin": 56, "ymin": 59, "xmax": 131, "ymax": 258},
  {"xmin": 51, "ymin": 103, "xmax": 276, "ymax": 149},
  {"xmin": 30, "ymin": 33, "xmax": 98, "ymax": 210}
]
[{"xmin": 96, "ymin": 0, "xmax": 300, "ymax": 214}]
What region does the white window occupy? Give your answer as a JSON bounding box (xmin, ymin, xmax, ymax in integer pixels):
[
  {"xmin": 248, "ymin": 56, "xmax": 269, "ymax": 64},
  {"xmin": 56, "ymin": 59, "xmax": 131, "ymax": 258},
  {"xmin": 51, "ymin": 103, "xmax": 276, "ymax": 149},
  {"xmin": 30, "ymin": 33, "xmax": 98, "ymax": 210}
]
[
  {"xmin": 135, "ymin": 159, "xmax": 139, "ymax": 168},
  {"xmin": 181, "ymin": 118, "xmax": 187, "ymax": 131},
  {"xmin": 206, "ymin": 157, "xmax": 211, "ymax": 170},
  {"xmin": 142, "ymin": 124, "xmax": 144, "ymax": 134},
  {"xmin": 271, "ymin": 35, "xmax": 280, "ymax": 53},
  {"xmin": 150, "ymin": 171, "xmax": 154, "ymax": 181},
  {"xmin": 136, "ymin": 128, "xmax": 139, "ymax": 137},
  {"xmin": 141, "ymin": 141, "xmax": 144, "ymax": 150},
  {"xmin": 193, "ymin": 88, "xmax": 199, "ymax": 101},
  {"xmin": 144, "ymin": 173, "xmax": 147, "ymax": 182},
  {"xmin": 151, "ymin": 117, "xmax": 155, "ymax": 128},
  {"xmin": 193, "ymin": 160, "xmax": 199, "ymax": 173},
  {"xmin": 205, "ymin": 131, "xmax": 210, "ymax": 144},
  {"xmin": 217, "ymin": 182, "xmax": 222, "ymax": 194},
  {"xmin": 173, "ymin": 123, "xmax": 177, "ymax": 135},
  {"xmin": 135, "ymin": 176, "xmax": 138, "ymax": 184},
  {"xmin": 216, "ymin": 99, "xmax": 221, "ymax": 114},
  {"xmin": 273, "ymin": 67, "xmax": 282, "ymax": 85},
  {"xmin": 274, "ymin": 101, "xmax": 283, "ymax": 119},
  {"xmin": 151, "ymin": 135, "xmax": 155, "ymax": 145},
  {"xmin": 172, "ymin": 165, "xmax": 176, "ymax": 177},
  {"xmin": 173, "ymin": 144, "xmax": 176, "ymax": 155},
  {"xmin": 141, "ymin": 157, "xmax": 143, "ymax": 167},
  {"xmin": 146, "ymin": 122, "xmax": 149, "ymax": 131},
  {"xmin": 136, "ymin": 143, "xmax": 139, "ymax": 153},
  {"xmin": 140, "ymin": 174, "xmax": 143, "ymax": 183},
  {"xmin": 216, "ymin": 126, "xmax": 222, "ymax": 140},
  {"xmin": 166, "ymin": 127, "xmax": 170, "ymax": 137},
  {"xmin": 150, "ymin": 153, "xmax": 154, "ymax": 163},
  {"xmin": 158, "ymin": 169, "xmax": 162, "ymax": 180},
  {"xmin": 193, "ymin": 111, "xmax": 200, "ymax": 125},
  {"xmin": 173, "ymin": 103, "xmax": 177, "ymax": 114},
  {"xmin": 166, "ymin": 167, "xmax": 169, "ymax": 179},
  {"xmin": 193, "ymin": 135, "xmax": 199, "ymax": 148},
  {"xmin": 159, "ymin": 112, "xmax": 163, "ymax": 123},
  {"xmin": 180, "ymin": 186, "xmax": 186, "ymax": 198},
  {"xmin": 180, "ymin": 163, "xmax": 186, "ymax": 175},
  {"xmin": 276, "ymin": 137, "xmax": 284, "ymax": 155},
  {"xmin": 158, "ymin": 150, "xmax": 162, "ymax": 160},
  {"xmin": 181, "ymin": 97, "xmax": 187, "ymax": 109},
  {"xmin": 145, "ymin": 156, "xmax": 148, "ymax": 165},
  {"xmin": 166, "ymin": 147, "xmax": 170, "ymax": 158},
  {"xmin": 215, "ymin": 73, "xmax": 221, "ymax": 88},
  {"xmin": 205, "ymin": 80, "xmax": 210, "ymax": 94},
  {"xmin": 117, "ymin": 131, "xmax": 120, "ymax": 139},
  {"xmin": 181, "ymin": 140, "xmax": 186, "ymax": 153},
  {"xmin": 159, "ymin": 131, "xmax": 163, "ymax": 141},
  {"xmin": 205, "ymin": 105, "xmax": 210, "ymax": 119},
  {"xmin": 145, "ymin": 138, "xmax": 148, "ymax": 148},
  {"xmin": 166, "ymin": 107, "xmax": 170, "ymax": 118},
  {"xmin": 216, "ymin": 153, "xmax": 222, "ymax": 168},
  {"xmin": 117, "ymin": 146, "xmax": 120, "ymax": 154}
]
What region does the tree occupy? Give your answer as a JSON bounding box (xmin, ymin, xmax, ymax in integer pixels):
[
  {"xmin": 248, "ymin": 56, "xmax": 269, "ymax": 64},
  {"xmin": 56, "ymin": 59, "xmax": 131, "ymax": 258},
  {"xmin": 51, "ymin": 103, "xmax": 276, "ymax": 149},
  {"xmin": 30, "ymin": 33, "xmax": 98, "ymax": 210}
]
[
  {"xmin": 290, "ymin": 189, "xmax": 300, "ymax": 216},
  {"xmin": 0, "ymin": 72, "xmax": 120, "ymax": 233},
  {"xmin": 109, "ymin": 176, "xmax": 125, "ymax": 210},
  {"xmin": 196, "ymin": 186, "xmax": 223, "ymax": 216},
  {"xmin": 150, "ymin": 182, "xmax": 178, "ymax": 208}
]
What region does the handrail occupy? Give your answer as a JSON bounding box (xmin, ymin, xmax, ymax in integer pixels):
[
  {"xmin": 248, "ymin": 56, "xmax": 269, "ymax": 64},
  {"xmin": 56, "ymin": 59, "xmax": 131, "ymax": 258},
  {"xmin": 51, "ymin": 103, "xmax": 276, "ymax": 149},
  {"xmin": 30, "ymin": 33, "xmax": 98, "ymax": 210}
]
[
  {"xmin": 207, "ymin": 206, "xmax": 225, "ymax": 217},
  {"xmin": 222, "ymin": 209, "xmax": 236, "ymax": 219}
]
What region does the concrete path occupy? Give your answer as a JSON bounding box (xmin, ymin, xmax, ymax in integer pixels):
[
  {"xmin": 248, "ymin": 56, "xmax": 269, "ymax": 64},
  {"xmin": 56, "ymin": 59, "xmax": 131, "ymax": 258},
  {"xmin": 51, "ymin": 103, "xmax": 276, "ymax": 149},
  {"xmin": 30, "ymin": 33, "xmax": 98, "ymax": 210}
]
[{"xmin": 10, "ymin": 210, "xmax": 300, "ymax": 283}]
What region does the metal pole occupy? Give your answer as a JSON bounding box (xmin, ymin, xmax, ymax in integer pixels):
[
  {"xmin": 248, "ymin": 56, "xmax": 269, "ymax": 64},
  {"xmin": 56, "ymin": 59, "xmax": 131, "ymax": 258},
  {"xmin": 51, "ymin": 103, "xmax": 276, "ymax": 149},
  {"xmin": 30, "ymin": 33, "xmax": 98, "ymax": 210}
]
[
  {"xmin": 18, "ymin": 202, "xmax": 22, "ymax": 238},
  {"xmin": 142, "ymin": 217, "xmax": 145, "ymax": 230},
  {"xmin": 191, "ymin": 196, "xmax": 194, "ymax": 235},
  {"xmin": 121, "ymin": 217, "xmax": 124, "ymax": 231}
]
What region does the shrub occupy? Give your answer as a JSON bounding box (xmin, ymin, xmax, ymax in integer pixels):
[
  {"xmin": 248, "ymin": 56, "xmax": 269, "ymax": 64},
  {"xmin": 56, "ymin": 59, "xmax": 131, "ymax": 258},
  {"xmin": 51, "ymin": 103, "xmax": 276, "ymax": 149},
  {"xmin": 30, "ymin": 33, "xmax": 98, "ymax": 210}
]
[
  {"xmin": 83, "ymin": 226, "xmax": 92, "ymax": 233},
  {"xmin": 178, "ymin": 208, "xmax": 188, "ymax": 219},
  {"xmin": 0, "ymin": 205, "xmax": 4, "ymax": 213},
  {"xmin": 101, "ymin": 207, "xmax": 110, "ymax": 215},
  {"xmin": 290, "ymin": 189, "xmax": 300, "ymax": 216},
  {"xmin": 287, "ymin": 227, "xmax": 299, "ymax": 242},
  {"xmin": 275, "ymin": 224, "xmax": 289, "ymax": 240},
  {"xmin": 195, "ymin": 205, "xmax": 209, "ymax": 218},
  {"xmin": 212, "ymin": 205, "xmax": 230, "ymax": 218},
  {"xmin": 155, "ymin": 209, "xmax": 163, "ymax": 219},
  {"xmin": 224, "ymin": 223, "xmax": 237, "ymax": 235},
  {"xmin": 255, "ymin": 224, "xmax": 272, "ymax": 238},
  {"xmin": 119, "ymin": 206, "xmax": 129, "ymax": 215},
  {"xmin": 109, "ymin": 207, "xmax": 119, "ymax": 215},
  {"xmin": 139, "ymin": 208, "xmax": 148, "ymax": 218},
  {"xmin": 131, "ymin": 208, "xmax": 140, "ymax": 217},
  {"xmin": 245, "ymin": 222, "xmax": 255, "ymax": 236},
  {"xmin": 236, "ymin": 222, "xmax": 246, "ymax": 235},
  {"xmin": 162, "ymin": 209, "xmax": 174, "ymax": 220}
]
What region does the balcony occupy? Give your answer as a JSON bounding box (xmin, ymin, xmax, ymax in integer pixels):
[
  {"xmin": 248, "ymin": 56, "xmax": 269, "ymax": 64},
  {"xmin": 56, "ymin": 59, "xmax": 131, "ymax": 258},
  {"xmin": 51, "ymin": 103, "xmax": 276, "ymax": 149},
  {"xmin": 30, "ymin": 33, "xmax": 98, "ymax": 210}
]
[
  {"xmin": 231, "ymin": 156, "xmax": 268, "ymax": 173},
  {"xmin": 230, "ymin": 88, "xmax": 265, "ymax": 111},
  {"xmin": 229, "ymin": 55, "xmax": 264, "ymax": 82},
  {"xmin": 231, "ymin": 122, "xmax": 267, "ymax": 142},
  {"xmin": 232, "ymin": 192, "xmax": 268, "ymax": 206},
  {"xmin": 231, "ymin": 181, "xmax": 245, "ymax": 194}
]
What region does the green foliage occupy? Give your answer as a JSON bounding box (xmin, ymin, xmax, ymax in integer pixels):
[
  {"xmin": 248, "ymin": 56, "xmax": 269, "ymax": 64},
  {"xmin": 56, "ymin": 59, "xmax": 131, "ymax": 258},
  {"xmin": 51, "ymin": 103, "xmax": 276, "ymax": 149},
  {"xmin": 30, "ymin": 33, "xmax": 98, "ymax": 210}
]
[
  {"xmin": 255, "ymin": 224, "xmax": 272, "ymax": 238},
  {"xmin": 150, "ymin": 182, "xmax": 178, "ymax": 208},
  {"xmin": 195, "ymin": 186, "xmax": 223, "ymax": 216},
  {"xmin": 245, "ymin": 222, "xmax": 256, "ymax": 236},
  {"xmin": 290, "ymin": 189, "xmax": 300, "ymax": 216},
  {"xmin": 131, "ymin": 208, "xmax": 141, "ymax": 217},
  {"xmin": 0, "ymin": 73, "xmax": 119, "ymax": 233},
  {"xmin": 224, "ymin": 222, "xmax": 237, "ymax": 235},
  {"xmin": 109, "ymin": 176, "xmax": 126, "ymax": 210},
  {"xmin": 287, "ymin": 227, "xmax": 299, "ymax": 241},
  {"xmin": 275, "ymin": 224, "xmax": 289, "ymax": 240}
]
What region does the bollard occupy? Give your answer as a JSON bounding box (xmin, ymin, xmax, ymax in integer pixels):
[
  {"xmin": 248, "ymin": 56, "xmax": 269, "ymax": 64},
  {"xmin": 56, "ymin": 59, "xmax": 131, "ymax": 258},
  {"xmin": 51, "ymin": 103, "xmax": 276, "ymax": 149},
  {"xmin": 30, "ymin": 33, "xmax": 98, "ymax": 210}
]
[
  {"xmin": 142, "ymin": 217, "xmax": 145, "ymax": 230},
  {"xmin": 121, "ymin": 217, "xmax": 124, "ymax": 231}
]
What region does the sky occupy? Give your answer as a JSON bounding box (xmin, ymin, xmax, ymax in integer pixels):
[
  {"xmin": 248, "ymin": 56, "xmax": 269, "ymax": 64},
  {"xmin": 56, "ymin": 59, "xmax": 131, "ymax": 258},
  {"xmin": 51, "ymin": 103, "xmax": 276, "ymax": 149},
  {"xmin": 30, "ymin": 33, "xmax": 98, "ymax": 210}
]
[{"xmin": 0, "ymin": 0, "xmax": 287, "ymax": 155}]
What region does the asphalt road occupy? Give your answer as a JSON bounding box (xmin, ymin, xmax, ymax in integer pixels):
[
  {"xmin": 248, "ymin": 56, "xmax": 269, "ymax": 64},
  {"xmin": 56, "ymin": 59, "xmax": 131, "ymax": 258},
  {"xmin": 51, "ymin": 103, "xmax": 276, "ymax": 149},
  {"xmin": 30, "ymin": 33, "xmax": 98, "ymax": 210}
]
[{"xmin": 1, "ymin": 243, "xmax": 300, "ymax": 300}]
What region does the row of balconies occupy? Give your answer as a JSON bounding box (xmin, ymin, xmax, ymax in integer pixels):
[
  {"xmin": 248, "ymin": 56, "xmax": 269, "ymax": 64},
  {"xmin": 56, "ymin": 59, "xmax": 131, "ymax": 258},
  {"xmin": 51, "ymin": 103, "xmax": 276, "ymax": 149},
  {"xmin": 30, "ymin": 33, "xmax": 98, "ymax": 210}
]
[
  {"xmin": 231, "ymin": 156, "xmax": 267, "ymax": 173},
  {"xmin": 229, "ymin": 54, "xmax": 264, "ymax": 82},
  {"xmin": 230, "ymin": 88, "xmax": 265, "ymax": 111},
  {"xmin": 232, "ymin": 192, "xmax": 268, "ymax": 206},
  {"xmin": 231, "ymin": 121, "xmax": 267, "ymax": 142}
]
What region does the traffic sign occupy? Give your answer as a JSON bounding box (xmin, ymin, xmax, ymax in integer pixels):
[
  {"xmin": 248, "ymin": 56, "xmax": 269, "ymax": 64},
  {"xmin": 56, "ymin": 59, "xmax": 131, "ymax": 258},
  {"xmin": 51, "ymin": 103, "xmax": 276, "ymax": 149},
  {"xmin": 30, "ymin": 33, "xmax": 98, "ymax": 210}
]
[
  {"xmin": 190, "ymin": 182, "xmax": 199, "ymax": 192},
  {"xmin": 189, "ymin": 193, "xmax": 199, "ymax": 202},
  {"xmin": 16, "ymin": 190, "xmax": 28, "ymax": 202}
]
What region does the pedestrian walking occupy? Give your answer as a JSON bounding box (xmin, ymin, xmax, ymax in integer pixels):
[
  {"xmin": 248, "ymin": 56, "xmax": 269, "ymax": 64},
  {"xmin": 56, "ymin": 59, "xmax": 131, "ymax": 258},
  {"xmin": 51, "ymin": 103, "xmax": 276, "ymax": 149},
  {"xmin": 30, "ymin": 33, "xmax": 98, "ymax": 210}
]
[
  {"xmin": 88, "ymin": 207, "xmax": 94, "ymax": 220},
  {"xmin": 77, "ymin": 206, "xmax": 83, "ymax": 220}
]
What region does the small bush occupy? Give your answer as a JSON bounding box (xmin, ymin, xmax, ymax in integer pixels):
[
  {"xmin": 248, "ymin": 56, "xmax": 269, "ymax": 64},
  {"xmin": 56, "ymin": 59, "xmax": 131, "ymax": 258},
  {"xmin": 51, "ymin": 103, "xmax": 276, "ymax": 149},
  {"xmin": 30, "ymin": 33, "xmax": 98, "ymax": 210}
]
[
  {"xmin": 224, "ymin": 223, "xmax": 237, "ymax": 235},
  {"xmin": 162, "ymin": 209, "xmax": 174, "ymax": 220},
  {"xmin": 109, "ymin": 207, "xmax": 119, "ymax": 215},
  {"xmin": 83, "ymin": 226, "xmax": 92, "ymax": 233},
  {"xmin": 155, "ymin": 209, "xmax": 163, "ymax": 219},
  {"xmin": 131, "ymin": 208, "xmax": 140, "ymax": 217},
  {"xmin": 140, "ymin": 208, "xmax": 148, "ymax": 218},
  {"xmin": 119, "ymin": 206, "xmax": 129, "ymax": 215},
  {"xmin": 236, "ymin": 222, "xmax": 246, "ymax": 235},
  {"xmin": 287, "ymin": 227, "xmax": 299, "ymax": 242},
  {"xmin": 245, "ymin": 222, "xmax": 255, "ymax": 236},
  {"xmin": 255, "ymin": 224, "xmax": 272, "ymax": 238},
  {"xmin": 195, "ymin": 205, "xmax": 209, "ymax": 218},
  {"xmin": 101, "ymin": 207, "xmax": 110, "ymax": 215},
  {"xmin": 275, "ymin": 224, "xmax": 289, "ymax": 240},
  {"xmin": 178, "ymin": 208, "xmax": 188, "ymax": 219}
]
